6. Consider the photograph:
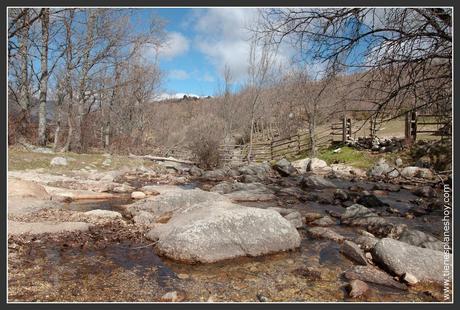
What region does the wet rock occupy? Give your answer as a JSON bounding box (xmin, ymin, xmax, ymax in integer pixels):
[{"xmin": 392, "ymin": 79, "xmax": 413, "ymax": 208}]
[
  {"xmin": 305, "ymin": 212, "xmax": 323, "ymax": 223},
  {"xmin": 277, "ymin": 187, "xmax": 306, "ymax": 199},
  {"xmin": 372, "ymin": 238, "xmax": 451, "ymax": 283},
  {"xmin": 274, "ymin": 158, "xmax": 297, "ymax": 176},
  {"xmin": 299, "ymin": 175, "xmax": 336, "ymax": 190},
  {"xmin": 357, "ymin": 194, "xmax": 388, "ymax": 208},
  {"xmin": 131, "ymin": 191, "xmax": 146, "ymax": 199},
  {"xmin": 343, "ymin": 265, "xmax": 407, "ymax": 290},
  {"xmin": 352, "ymin": 235, "xmax": 379, "ymax": 251},
  {"xmin": 147, "ymin": 201, "xmax": 301, "ymax": 263},
  {"xmin": 291, "ymin": 158, "xmax": 310, "ymax": 173},
  {"xmin": 310, "ymin": 216, "xmax": 335, "ymax": 227},
  {"xmin": 102, "ymin": 158, "xmax": 112, "ymax": 166},
  {"xmin": 50, "ymin": 156, "xmax": 68, "ymax": 166},
  {"xmin": 398, "ymin": 229, "xmax": 444, "ymax": 251},
  {"xmin": 85, "ymin": 209, "xmax": 122, "ymax": 219},
  {"xmin": 334, "ymin": 189, "xmax": 348, "ymax": 201},
  {"xmin": 8, "ymin": 221, "xmax": 92, "ymax": 236},
  {"xmin": 372, "ymin": 183, "xmax": 401, "ymax": 192},
  {"xmin": 307, "ymin": 158, "xmax": 330, "ymax": 173},
  {"xmin": 340, "ymin": 240, "xmax": 368, "ymax": 265},
  {"xmin": 401, "ymin": 166, "xmax": 433, "ymax": 179},
  {"xmin": 293, "ymin": 267, "xmax": 322, "ymax": 280},
  {"xmin": 307, "ymin": 227, "xmax": 344, "ymax": 242},
  {"xmin": 347, "ymin": 279, "xmax": 369, "ymax": 298},
  {"xmin": 413, "ymin": 186, "xmax": 437, "ymax": 198}
]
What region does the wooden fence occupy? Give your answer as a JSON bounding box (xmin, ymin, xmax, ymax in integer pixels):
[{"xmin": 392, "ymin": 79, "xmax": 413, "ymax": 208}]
[
  {"xmin": 405, "ymin": 111, "xmax": 452, "ymax": 142},
  {"xmin": 219, "ymin": 128, "xmax": 331, "ymax": 163}
]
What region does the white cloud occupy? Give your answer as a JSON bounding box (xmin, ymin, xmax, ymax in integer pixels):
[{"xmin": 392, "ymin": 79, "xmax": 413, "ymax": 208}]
[
  {"xmin": 169, "ymin": 69, "xmax": 189, "ymax": 80},
  {"xmin": 190, "ymin": 8, "xmax": 294, "ymax": 82},
  {"xmin": 158, "ymin": 31, "xmax": 190, "ymax": 60}
]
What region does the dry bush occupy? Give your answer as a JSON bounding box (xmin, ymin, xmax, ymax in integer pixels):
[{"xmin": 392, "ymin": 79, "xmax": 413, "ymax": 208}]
[{"xmin": 186, "ymin": 116, "xmax": 225, "ymax": 169}]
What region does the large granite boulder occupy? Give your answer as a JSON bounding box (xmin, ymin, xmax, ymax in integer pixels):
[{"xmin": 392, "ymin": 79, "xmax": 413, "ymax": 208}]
[
  {"xmin": 372, "ymin": 238, "xmax": 451, "ymax": 283},
  {"xmin": 146, "ymin": 201, "xmax": 301, "ymax": 263}
]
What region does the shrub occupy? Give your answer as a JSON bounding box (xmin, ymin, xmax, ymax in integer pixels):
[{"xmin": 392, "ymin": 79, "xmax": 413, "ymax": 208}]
[{"xmin": 187, "ymin": 116, "xmax": 225, "ymax": 169}]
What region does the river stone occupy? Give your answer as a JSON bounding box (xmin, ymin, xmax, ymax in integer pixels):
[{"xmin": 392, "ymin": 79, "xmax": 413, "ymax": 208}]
[
  {"xmin": 291, "ymin": 158, "xmax": 311, "ymax": 173},
  {"xmin": 50, "ymin": 156, "xmax": 68, "ymax": 166},
  {"xmin": 331, "ymin": 164, "xmax": 366, "ymax": 179},
  {"xmin": 334, "ymin": 189, "xmax": 348, "ymax": 201},
  {"xmin": 310, "ymin": 216, "xmax": 335, "ymax": 227},
  {"xmin": 368, "ymin": 159, "xmax": 393, "ymax": 177},
  {"xmin": 413, "ymin": 186, "xmax": 437, "ymax": 198},
  {"xmin": 131, "ymin": 191, "xmax": 146, "ymax": 199},
  {"xmin": 352, "ymin": 235, "xmax": 379, "ymax": 251},
  {"xmin": 146, "ymin": 201, "xmax": 301, "ymax": 263},
  {"xmin": 8, "ymin": 221, "xmax": 92, "ymax": 236},
  {"xmin": 307, "ymin": 158, "xmax": 329, "ymax": 173},
  {"xmin": 274, "ymin": 158, "xmax": 297, "ymax": 176},
  {"xmin": 305, "ymin": 212, "xmax": 323, "ymax": 223},
  {"xmin": 398, "ymin": 229, "xmax": 444, "ymax": 252},
  {"xmin": 189, "ymin": 166, "xmax": 203, "ymax": 177},
  {"xmin": 283, "ymin": 211, "xmax": 304, "ymax": 228},
  {"xmin": 299, "ymin": 175, "xmax": 336, "ymax": 190},
  {"xmin": 344, "ymin": 265, "xmax": 407, "ymax": 290},
  {"xmin": 372, "ymin": 238, "xmax": 451, "ymax": 283},
  {"xmin": 347, "ymin": 279, "xmax": 369, "ymax": 298},
  {"xmin": 401, "ymin": 166, "xmax": 433, "ymax": 179},
  {"xmin": 403, "ymin": 272, "xmax": 418, "ymax": 285},
  {"xmin": 356, "ymin": 194, "xmax": 388, "ymax": 208},
  {"xmin": 201, "ymin": 169, "xmax": 227, "ymax": 181},
  {"xmin": 84, "ymin": 209, "xmax": 122, "ymax": 219},
  {"xmin": 340, "ymin": 240, "xmax": 368, "ymax": 265},
  {"xmin": 307, "ymin": 227, "xmax": 344, "ymax": 242}
]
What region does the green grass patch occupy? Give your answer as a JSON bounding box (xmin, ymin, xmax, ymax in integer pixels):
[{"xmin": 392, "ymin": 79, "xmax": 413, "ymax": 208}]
[{"xmin": 317, "ymin": 146, "xmax": 378, "ymax": 170}]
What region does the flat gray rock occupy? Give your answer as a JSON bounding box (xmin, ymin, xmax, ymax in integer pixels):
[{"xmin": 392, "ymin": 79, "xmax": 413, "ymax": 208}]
[
  {"xmin": 344, "ymin": 265, "xmax": 407, "ymax": 290},
  {"xmin": 300, "ymin": 175, "xmax": 336, "ymax": 190},
  {"xmin": 372, "ymin": 238, "xmax": 451, "ymax": 283},
  {"xmin": 340, "ymin": 240, "xmax": 368, "ymax": 265},
  {"xmin": 398, "ymin": 229, "xmax": 444, "ymax": 252}
]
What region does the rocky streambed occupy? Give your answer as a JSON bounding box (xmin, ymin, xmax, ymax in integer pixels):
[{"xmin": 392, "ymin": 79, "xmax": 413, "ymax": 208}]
[{"xmin": 7, "ymin": 159, "xmax": 451, "ymax": 302}]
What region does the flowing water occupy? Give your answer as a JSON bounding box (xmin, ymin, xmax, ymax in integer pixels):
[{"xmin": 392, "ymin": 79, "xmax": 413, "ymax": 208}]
[{"xmin": 7, "ymin": 178, "xmax": 445, "ymax": 302}]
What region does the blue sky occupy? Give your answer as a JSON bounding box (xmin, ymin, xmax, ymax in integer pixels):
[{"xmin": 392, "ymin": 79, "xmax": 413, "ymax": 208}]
[{"xmin": 136, "ymin": 8, "xmax": 263, "ymax": 97}]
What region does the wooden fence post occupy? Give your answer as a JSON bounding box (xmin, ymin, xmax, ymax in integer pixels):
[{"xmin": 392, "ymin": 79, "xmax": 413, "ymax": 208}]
[
  {"xmin": 411, "ymin": 111, "xmax": 417, "ymax": 142},
  {"xmin": 342, "ymin": 116, "xmax": 347, "ymax": 142}
]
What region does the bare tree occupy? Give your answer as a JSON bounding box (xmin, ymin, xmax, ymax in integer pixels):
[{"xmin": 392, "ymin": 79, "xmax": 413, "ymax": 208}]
[
  {"xmin": 259, "ymin": 8, "xmax": 452, "ymax": 121},
  {"xmin": 37, "ymin": 8, "xmax": 50, "ymax": 146},
  {"xmin": 246, "ymin": 36, "xmax": 275, "ymax": 162}
]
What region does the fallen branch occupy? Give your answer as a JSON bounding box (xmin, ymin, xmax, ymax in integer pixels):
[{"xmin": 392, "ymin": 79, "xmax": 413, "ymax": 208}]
[{"xmin": 128, "ymin": 154, "xmax": 196, "ymax": 165}]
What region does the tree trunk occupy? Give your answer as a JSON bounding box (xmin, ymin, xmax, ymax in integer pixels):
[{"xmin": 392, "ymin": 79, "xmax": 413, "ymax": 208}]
[
  {"xmin": 18, "ymin": 10, "xmax": 30, "ymax": 119},
  {"xmin": 308, "ymin": 112, "xmax": 316, "ymax": 156},
  {"xmin": 37, "ymin": 8, "xmax": 50, "ymax": 146}
]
